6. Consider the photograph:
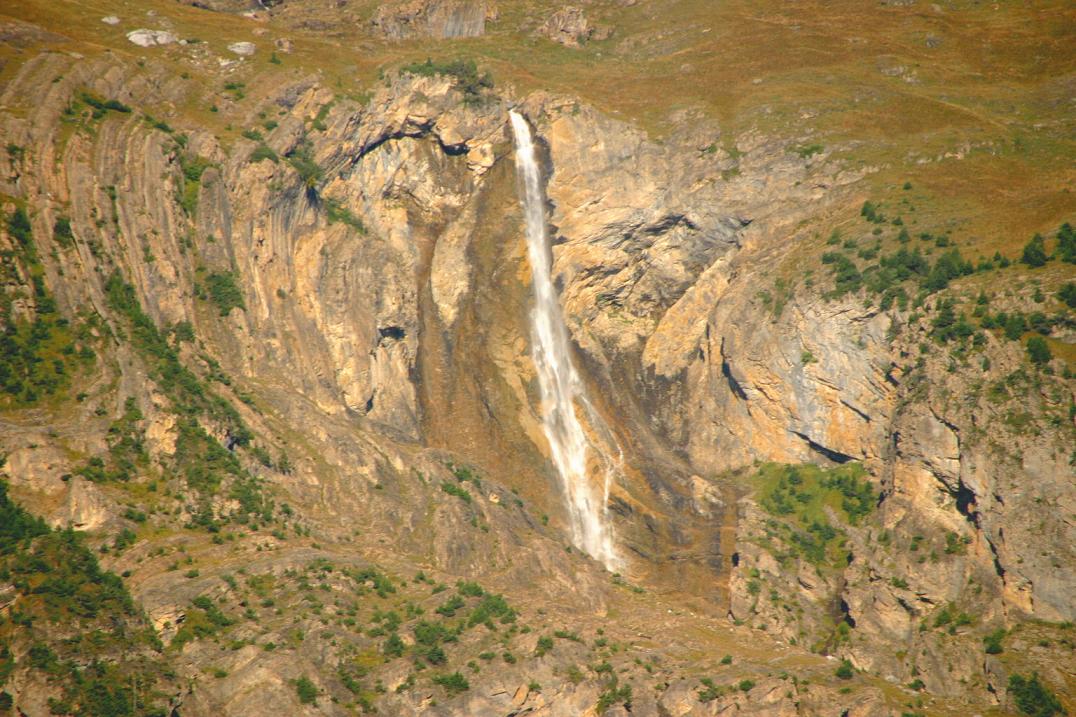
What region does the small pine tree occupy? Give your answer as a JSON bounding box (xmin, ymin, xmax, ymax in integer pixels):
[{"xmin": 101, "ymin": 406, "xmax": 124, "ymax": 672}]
[
  {"xmin": 835, "ymin": 659, "xmax": 854, "ymax": 679},
  {"xmin": 1020, "ymin": 234, "xmax": 1048, "ymax": 267},
  {"xmin": 1060, "ymin": 282, "xmax": 1076, "ymax": 309},
  {"xmin": 1026, "ymin": 337, "xmax": 1051, "ymax": 367},
  {"xmin": 1055, "ymin": 222, "xmax": 1076, "ymax": 263},
  {"xmin": 1008, "ymin": 673, "xmax": 1064, "ymax": 717}
]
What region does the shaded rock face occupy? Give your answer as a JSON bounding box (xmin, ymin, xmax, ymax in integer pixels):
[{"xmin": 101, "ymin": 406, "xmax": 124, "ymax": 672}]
[{"xmin": 371, "ymin": 0, "xmax": 496, "ymax": 40}]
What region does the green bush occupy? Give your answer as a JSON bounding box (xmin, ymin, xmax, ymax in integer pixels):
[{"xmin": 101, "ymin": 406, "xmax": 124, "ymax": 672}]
[
  {"xmin": 835, "ymin": 659, "xmax": 854, "ymax": 679},
  {"xmin": 78, "ymin": 92, "xmax": 131, "ymax": 115},
  {"xmin": 204, "ymin": 271, "xmax": 246, "ymax": 316},
  {"xmin": 285, "ymin": 140, "xmax": 323, "ymax": 189},
  {"xmin": 295, "ymin": 676, "xmax": 318, "ymax": 705},
  {"xmin": 250, "ymin": 144, "xmax": 278, "ymax": 163},
  {"xmin": 435, "ymin": 595, "xmax": 465, "ymax": 617},
  {"xmin": 177, "ymin": 154, "xmax": 214, "ymax": 216},
  {"xmin": 440, "ymin": 481, "xmax": 471, "ymax": 503},
  {"xmin": 1056, "ymin": 223, "xmax": 1076, "ymax": 263},
  {"xmin": 983, "ymin": 628, "xmax": 1005, "ymax": 654},
  {"xmin": 383, "ymin": 632, "xmax": 405, "ymax": 657},
  {"xmin": 697, "ymin": 677, "xmax": 722, "ymax": 702},
  {"xmin": 53, "ymin": 216, "xmax": 74, "ymax": 247},
  {"xmin": 596, "ymin": 679, "xmax": 632, "ymax": 712},
  {"xmin": 1026, "ymin": 336, "xmax": 1051, "ymax": 366},
  {"xmin": 1008, "ymin": 673, "xmax": 1064, "ymax": 717},
  {"xmin": 1020, "ymin": 234, "xmax": 1048, "ymax": 267},
  {"xmin": 324, "ymin": 197, "xmax": 365, "ymax": 233},
  {"xmin": 1060, "ymin": 282, "xmax": 1076, "ymax": 309},
  {"xmin": 432, "ymin": 671, "xmax": 469, "ymax": 694}
]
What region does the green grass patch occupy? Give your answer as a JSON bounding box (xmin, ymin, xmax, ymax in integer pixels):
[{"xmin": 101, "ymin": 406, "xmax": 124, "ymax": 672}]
[{"xmin": 750, "ymin": 462, "xmax": 877, "ymax": 567}]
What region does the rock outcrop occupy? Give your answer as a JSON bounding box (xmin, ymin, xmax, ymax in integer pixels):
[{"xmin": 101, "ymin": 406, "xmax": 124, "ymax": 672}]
[
  {"xmin": 536, "ymin": 6, "xmax": 612, "ymax": 46},
  {"xmin": 371, "ymin": 0, "xmax": 497, "ymax": 40}
]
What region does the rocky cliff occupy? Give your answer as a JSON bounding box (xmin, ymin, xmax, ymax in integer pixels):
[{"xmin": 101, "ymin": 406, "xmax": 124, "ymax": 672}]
[{"xmin": 0, "ymin": 2, "xmax": 1073, "ymax": 716}]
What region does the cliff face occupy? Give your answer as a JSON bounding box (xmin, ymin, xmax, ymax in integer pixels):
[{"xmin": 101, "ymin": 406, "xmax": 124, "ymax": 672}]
[{"xmin": 0, "ymin": 5, "xmax": 1073, "ymax": 715}]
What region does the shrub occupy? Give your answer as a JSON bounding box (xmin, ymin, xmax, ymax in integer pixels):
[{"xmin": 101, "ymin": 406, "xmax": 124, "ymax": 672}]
[
  {"xmin": 440, "ymin": 481, "xmax": 471, "ymax": 503},
  {"xmin": 177, "ymin": 154, "xmax": 214, "ymax": 216},
  {"xmin": 435, "ymin": 595, "xmax": 465, "ymax": 617},
  {"xmin": 7, "ymin": 206, "xmax": 32, "ymax": 248},
  {"xmin": 53, "ymin": 216, "xmax": 74, "ymax": 247},
  {"xmin": 79, "ymin": 92, "xmax": 131, "ymax": 115},
  {"xmin": 205, "ymin": 271, "xmax": 245, "ymax": 316},
  {"xmin": 324, "ymin": 197, "xmax": 365, "ymax": 232},
  {"xmin": 432, "ymin": 672, "xmax": 469, "ymax": 694},
  {"xmin": 923, "ymin": 248, "xmax": 971, "ymax": 292},
  {"xmin": 285, "ymin": 140, "xmax": 323, "ymax": 189},
  {"xmin": 1026, "ymin": 337, "xmax": 1051, "ymax": 367},
  {"xmin": 983, "ymin": 628, "xmax": 1005, "ymax": 654},
  {"xmin": 697, "ymin": 677, "xmax": 722, "ymax": 702},
  {"xmin": 860, "ymin": 200, "xmax": 885, "ymax": 223},
  {"xmin": 1008, "ymin": 673, "xmax": 1063, "ymax": 717},
  {"xmin": 1021, "ymin": 234, "xmax": 1048, "ymax": 267},
  {"xmin": 835, "ymin": 659, "xmax": 854, "ymax": 680},
  {"xmin": 1059, "ymin": 282, "xmax": 1076, "ymax": 309},
  {"xmin": 295, "ymin": 676, "xmax": 318, "ymax": 705},
  {"xmin": 250, "ymin": 144, "xmax": 278, "ymax": 163},
  {"xmin": 1056, "ymin": 222, "xmax": 1076, "ymax": 263},
  {"xmin": 383, "ymin": 632, "xmax": 404, "ymax": 657},
  {"xmin": 596, "ymin": 679, "xmax": 632, "ymax": 712},
  {"xmin": 1003, "ymin": 313, "xmax": 1027, "ymax": 341},
  {"xmin": 738, "ymin": 679, "xmax": 755, "ymax": 692},
  {"xmin": 795, "ymin": 143, "xmax": 824, "ymax": 159}
]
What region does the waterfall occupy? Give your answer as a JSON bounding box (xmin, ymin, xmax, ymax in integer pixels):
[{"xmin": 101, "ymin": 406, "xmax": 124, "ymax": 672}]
[{"xmin": 509, "ymin": 110, "xmax": 620, "ymax": 570}]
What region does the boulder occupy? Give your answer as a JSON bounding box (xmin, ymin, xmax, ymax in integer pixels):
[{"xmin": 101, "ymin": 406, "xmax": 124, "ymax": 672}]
[{"xmin": 126, "ymin": 29, "xmax": 179, "ymax": 47}]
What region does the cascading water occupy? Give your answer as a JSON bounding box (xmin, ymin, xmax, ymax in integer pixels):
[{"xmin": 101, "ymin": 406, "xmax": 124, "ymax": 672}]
[{"xmin": 509, "ymin": 110, "xmax": 620, "ymax": 571}]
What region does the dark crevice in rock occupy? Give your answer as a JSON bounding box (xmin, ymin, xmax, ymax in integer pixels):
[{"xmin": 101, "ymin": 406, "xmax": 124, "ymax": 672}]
[
  {"xmin": 719, "ymin": 339, "xmax": 748, "ymax": 402},
  {"xmin": 792, "ymin": 431, "xmax": 854, "ymax": 464},
  {"xmin": 985, "ymin": 534, "xmax": 1006, "ymax": 581},
  {"xmin": 722, "ymin": 358, "xmax": 748, "ymax": 401},
  {"xmin": 839, "ymin": 597, "xmax": 856, "ymax": 628},
  {"xmin": 642, "ymin": 213, "xmax": 699, "ymax": 235},
  {"xmin": 951, "ymin": 479, "xmax": 980, "ymax": 529},
  {"xmin": 840, "ymin": 399, "xmax": 871, "ymax": 424},
  {"xmin": 378, "ymin": 325, "xmax": 406, "ymax": 342},
  {"xmin": 437, "ymin": 138, "xmax": 469, "ymax": 156}
]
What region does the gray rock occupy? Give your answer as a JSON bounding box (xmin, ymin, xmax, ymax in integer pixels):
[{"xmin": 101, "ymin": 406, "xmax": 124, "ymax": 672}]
[{"xmin": 126, "ymin": 29, "xmax": 178, "ymax": 46}]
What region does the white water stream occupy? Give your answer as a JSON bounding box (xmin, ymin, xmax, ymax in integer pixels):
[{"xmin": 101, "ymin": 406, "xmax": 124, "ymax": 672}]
[{"xmin": 509, "ymin": 110, "xmax": 620, "ymax": 570}]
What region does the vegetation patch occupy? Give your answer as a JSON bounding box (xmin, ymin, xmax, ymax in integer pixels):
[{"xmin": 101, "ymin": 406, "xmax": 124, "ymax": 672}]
[
  {"xmin": 399, "ymin": 59, "xmax": 493, "ymax": 105},
  {"xmin": 751, "ymin": 462, "xmax": 877, "ymax": 567},
  {"xmin": 1, "ymin": 207, "xmax": 96, "ymax": 407},
  {"xmin": 0, "ymin": 478, "xmax": 169, "ymax": 716},
  {"xmin": 203, "ymin": 270, "xmax": 246, "ymax": 316}
]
